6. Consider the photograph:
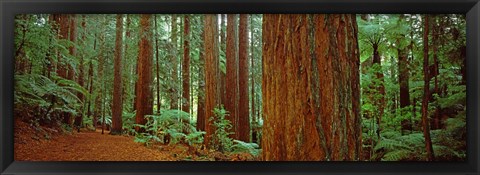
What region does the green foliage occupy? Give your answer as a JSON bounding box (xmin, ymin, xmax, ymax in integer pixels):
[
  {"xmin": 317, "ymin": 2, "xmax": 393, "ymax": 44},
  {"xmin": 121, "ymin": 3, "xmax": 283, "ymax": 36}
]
[
  {"xmin": 210, "ymin": 106, "xmax": 234, "ymax": 152},
  {"xmin": 122, "ymin": 111, "xmax": 136, "ymax": 134},
  {"xmin": 231, "ymin": 140, "xmax": 261, "ymax": 157},
  {"xmin": 134, "ymin": 109, "xmax": 205, "ymax": 147},
  {"xmin": 99, "ymin": 115, "xmax": 112, "ymax": 126},
  {"xmin": 14, "ymin": 74, "xmax": 89, "ymax": 123}
]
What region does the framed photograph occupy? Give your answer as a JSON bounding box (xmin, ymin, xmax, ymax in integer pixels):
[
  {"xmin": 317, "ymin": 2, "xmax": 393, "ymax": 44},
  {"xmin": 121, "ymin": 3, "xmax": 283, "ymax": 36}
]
[{"xmin": 1, "ymin": 0, "xmax": 479, "ymax": 174}]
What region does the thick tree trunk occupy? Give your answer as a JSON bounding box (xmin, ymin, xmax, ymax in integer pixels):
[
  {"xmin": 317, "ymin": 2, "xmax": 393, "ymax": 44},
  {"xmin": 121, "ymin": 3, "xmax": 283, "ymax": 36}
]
[
  {"xmin": 422, "ymin": 15, "xmax": 435, "ymax": 161},
  {"xmin": 225, "ymin": 14, "xmax": 239, "ymax": 139},
  {"xmin": 182, "ymin": 15, "xmax": 191, "ymax": 113},
  {"xmin": 262, "ymin": 14, "xmax": 361, "ymax": 161},
  {"xmin": 135, "ymin": 14, "xmax": 154, "ymax": 133},
  {"xmin": 238, "ymin": 14, "xmax": 250, "ymax": 142},
  {"xmin": 204, "ymin": 14, "xmax": 220, "ymax": 148},
  {"xmin": 111, "ymin": 14, "xmax": 124, "ymax": 135}
]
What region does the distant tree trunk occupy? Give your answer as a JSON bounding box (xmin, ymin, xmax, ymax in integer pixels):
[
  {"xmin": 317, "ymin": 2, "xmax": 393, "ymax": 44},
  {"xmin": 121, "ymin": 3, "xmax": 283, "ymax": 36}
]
[
  {"xmin": 422, "ymin": 14, "xmax": 435, "ymax": 161},
  {"xmin": 74, "ymin": 15, "xmax": 87, "ymax": 131},
  {"xmin": 432, "ymin": 15, "xmax": 441, "ymax": 130},
  {"xmin": 154, "ymin": 15, "xmax": 161, "ymax": 115},
  {"xmin": 204, "ymin": 14, "xmax": 220, "ymax": 148},
  {"xmin": 237, "ymin": 14, "xmax": 250, "ymax": 142},
  {"xmin": 95, "ymin": 16, "xmax": 106, "ymax": 133},
  {"xmin": 123, "ymin": 14, "xmax": 133, "ymax": 112},
  {"xmin": 398, "ymin": 15, "xmax": 411, "ymax": 133},
  {"xmin": 67, "ymin": 15, "xmax": 77, "ymax": 81},
  {"xmin": 111, "ymin": 14, "xmax": 124, "ymax": 135},
  {"xmin": 55, "ymin": 14, "xmax": 69, "ymax": 79},
  {"xmin": 135, "ymin": 14, "xmax": 154, "ymax": 133},
  {"xmin": 262, "ymin": 14, "xmax": 361, "ymax": 161},
  {"xmin": 219, "ymin": 14, "xmax": 227, "ymax": 106},
  {"xmin": 196, "ymin": 16, "xmax": 206, "ymax": 132},
  {"xmin": 170, "ymin": 15, "xmax": 179, "ymax": 110},
  {"xmin": 372, "ymin": 43, "xmax": 385, "ymax": 141},
  {"xmin": 250, "ymin": 15, "xmax": 258, "ymax": 144},
  {"xmin": 182, "ymin": 15, "xmax": 191, "ymax": 113},
  {"xmin": 88, "ymin": 34, "xmax": 97, "ymax": 128},
  {"xmin": 225, "ymin": 14, "xmax": 239, "ymax": 139}
]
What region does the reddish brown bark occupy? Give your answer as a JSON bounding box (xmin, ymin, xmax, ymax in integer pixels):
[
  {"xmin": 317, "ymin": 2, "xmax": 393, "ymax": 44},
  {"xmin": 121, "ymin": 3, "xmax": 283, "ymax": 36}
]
[
  {"xmin": 262, "ymin": 14, "xmax": 361, "ymax": 161},
  {"xmin": 225, "ymin": 14, "xmax": 239, "ymax": 139},
  {"xmin": 135, "ymin": 14, "xmax": 154, "ymax": 133},
  {"xmin": 182, "ymin": 15, "xmax": 191, "ymax": 113},
  {"xmin": 204, "ymin": 14, "xmax": 220, "ymax": 148},
  {"xmin": 237, "ymin": 14, "xmax": 250, "ymax": 142},
  {"xmin": 422, "ymin": 15, "xmax": 435, "ymax": 161},
  {"xmin": 111, "ymin": 14, "xmax": 124, "ymax": 135}
]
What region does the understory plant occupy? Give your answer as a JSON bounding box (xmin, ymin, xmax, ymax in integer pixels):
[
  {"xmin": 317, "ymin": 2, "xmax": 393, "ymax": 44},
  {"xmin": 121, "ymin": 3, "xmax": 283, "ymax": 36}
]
[
  {"xmin": 133, "ymin": 109, "xmax": 205, "ymax": 148},
  {"xmin": 210, "ymin": 106, "xmax": 234, "ymax": 153}
]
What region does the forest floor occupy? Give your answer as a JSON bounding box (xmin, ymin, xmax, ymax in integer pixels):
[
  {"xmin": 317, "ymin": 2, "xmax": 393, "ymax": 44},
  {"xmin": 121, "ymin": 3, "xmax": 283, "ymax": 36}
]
[{"xmin": 14, "ymin": 120, "xmax": 254, "ymax": 161}]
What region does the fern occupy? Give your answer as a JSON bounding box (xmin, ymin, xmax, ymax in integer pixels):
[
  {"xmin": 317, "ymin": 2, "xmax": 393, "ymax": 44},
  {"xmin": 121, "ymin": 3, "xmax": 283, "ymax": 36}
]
[
  {"xmin": 382, "ymin": 149, "xmax": 411, "ymax": 161},
  {"xmin": 231, "ymin": 140, "xmax": 261, "ymax": 156}
]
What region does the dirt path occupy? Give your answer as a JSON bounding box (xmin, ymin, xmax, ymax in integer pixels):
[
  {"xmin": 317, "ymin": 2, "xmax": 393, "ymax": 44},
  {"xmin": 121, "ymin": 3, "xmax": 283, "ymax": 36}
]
[{"xmin": 15, "ymin": 127, "xmax": 181, "ymax": 161}]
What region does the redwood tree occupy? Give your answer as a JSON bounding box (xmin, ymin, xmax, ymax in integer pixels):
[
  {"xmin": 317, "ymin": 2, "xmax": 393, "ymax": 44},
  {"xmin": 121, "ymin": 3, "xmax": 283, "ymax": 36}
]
[
  {"xmin": 182, "ymin": 15, "xmax": 191, "ymax": 113},
  {"xmin": 237, "ymin": 14, "xmax": 250, "ymax": 142},
  {"xmin": 135, "ymin": 14, "xmax": 154, "ymax": 132},
  {"xmin": 421, "ymin": 15, "xmax": 435, "ymax": 161},
  {"xmin": 225, "ymin": 14, "xmax": 238, "ymax": 139},
  {"xmin": 111, "ymin": 14, "xmax": 124, "ymax": 135},
  {"xmin": 262, "ymin": 14, "xmax": 361, "ymax": 161},
  {"xmin": 204, "ymin": 14, "xmax": 220, "ymax": 148}
]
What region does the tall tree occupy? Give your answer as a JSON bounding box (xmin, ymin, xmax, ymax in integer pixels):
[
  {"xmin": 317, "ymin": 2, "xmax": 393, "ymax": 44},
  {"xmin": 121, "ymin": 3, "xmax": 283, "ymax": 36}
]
[
  {"xmin": 74, "ymin": 15, "xmax": 87, "ymax": 131},
  {"xmin": 135, "ymin": 14, "xmax": 154, "ymax": 133},
  {"xmin": 237, "ymin": 14, "xmax": 250, "ymax": 142},
  {"xmin": 196, "ymin": 15, "xmax": 206, "ymax": 132},
  {"xmin": 66, "ymin": 15, "xmax": 77, "ymax": 126},
  {"xmin": 96, "ymin": 16, "xmax": 107, "ymax": 133},
  {"xmin": 225, "ymin": 14, "xmax": 239, "ymax": 139},
  {"xmin": 421, "ymin": 15, "xmax": 435, "ymax": 161},
  {"xmin": 219, "ymin": 14, "xmax": 227, "ymax": 106},
  {"xmin": 204, "ymin": 14, "xmax": 220, "ymax": 148},
  {"xmin": 398, "ymin": 15, "xmax": 410, "ymax": 109},
  {"xmin": 262, "ymin": 14, "xmax": 361, "ymax": 161},
  {"xmin": 182, "ymin": 15, "xmax": 191, "ymax": 113},
  {"xmin": 111, "ymin": 14, "xmax": 124, "ymax": 135},
  {"xmin": 154, "ymin": 15, "xmax": 161, "ymax": 114},
  {"xmin": 170, "ymin": 15, "xmax": 179, "ymax": 110},
  {"xmin": 250, "ymin": 14, "xmax": 258, "ymax": 144}
]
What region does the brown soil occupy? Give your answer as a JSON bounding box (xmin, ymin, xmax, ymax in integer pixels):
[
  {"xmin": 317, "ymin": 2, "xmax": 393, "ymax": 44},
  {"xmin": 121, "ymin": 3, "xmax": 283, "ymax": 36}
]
[{"xmin": 14, "ymin": 120, "xmax": 256, "ymax": 161}]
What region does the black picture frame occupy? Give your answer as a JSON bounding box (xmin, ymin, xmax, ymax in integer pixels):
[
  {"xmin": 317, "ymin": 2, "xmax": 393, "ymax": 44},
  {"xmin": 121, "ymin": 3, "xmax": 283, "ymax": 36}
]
[{"xmin": 1, "ymin": 0, "xmax": 479, "ymax": 174}]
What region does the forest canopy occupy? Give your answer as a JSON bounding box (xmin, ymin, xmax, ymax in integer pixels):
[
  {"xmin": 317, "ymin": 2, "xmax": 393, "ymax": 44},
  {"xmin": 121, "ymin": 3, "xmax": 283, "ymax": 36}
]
[{"xmin": 14, "ymin": 14, "xmax": 466, "ymax": 161}]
